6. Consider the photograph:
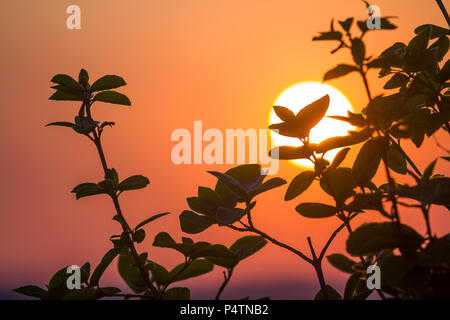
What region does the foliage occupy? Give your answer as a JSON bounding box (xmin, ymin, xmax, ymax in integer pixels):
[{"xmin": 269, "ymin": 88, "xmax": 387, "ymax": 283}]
[{"xmin": 15, "ymin": 2, "xmax": 450, "ymax": 300}]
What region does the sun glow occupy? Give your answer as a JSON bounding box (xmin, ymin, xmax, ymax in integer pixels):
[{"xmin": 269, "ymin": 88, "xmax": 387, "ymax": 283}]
[{"xmin": 269, "ymin": 81, "xmax": 355, "ymax": 168}]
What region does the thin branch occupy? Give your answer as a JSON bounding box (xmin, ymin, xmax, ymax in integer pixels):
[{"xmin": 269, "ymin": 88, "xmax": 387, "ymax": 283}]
[{"xmin": 215, "ymin": 268, "xmax": 234, "ymax": 300}]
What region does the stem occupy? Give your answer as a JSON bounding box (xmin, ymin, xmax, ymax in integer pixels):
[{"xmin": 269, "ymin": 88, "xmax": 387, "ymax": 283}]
[
  {"xmin": 86, "ymin": 101, "xmax": 159, "ymax": 298},
  {"xmin": 382, "ymin": 153, "xmax": 401, "ymax": 223},
  {"xmin": 359, "ymin": 67, "xmax": 373, "ymax": 102},
  {"xmin": 435, "ymin": 0, "xmax": 450, "ymax": 27},
  {"xmin": 215, "ymin": 268, "xmax": 234, "ymax": 300},
  {"xmin": 388, "ymin": 135, "xmax": 422, "ymax": 177},
  {"xmin": 421, "ymin": 205, "xmax": 433, "ymax": 240},
  {"xmin": 307, "ymin": 237, "xmax": 328, "ymax": 299}
]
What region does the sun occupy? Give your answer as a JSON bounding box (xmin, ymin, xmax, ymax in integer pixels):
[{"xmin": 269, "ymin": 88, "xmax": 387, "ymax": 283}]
[{"xmin": 269, "ymin": 81, "xmax": 355, "ymax": 168}]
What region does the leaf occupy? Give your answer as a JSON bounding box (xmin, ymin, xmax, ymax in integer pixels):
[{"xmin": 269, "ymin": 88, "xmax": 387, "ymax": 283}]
[
  {"xmin": 71, "ymin": 183, "xmax": 105, "ymax": 199},
  {"xmin": 248, "ymin": 177, "xmax": 286, "ymax": 199},
  {"xmin": 346, "ymin": 222, "xmax": 424, "ymax": 255},
  {"xmin": 45, "ymin": 122, "xmax": 76, "ymax": 129},
  {"xmin": 313, "ymin": 31, "xmax": 343, "ymax": 41},
  {"xmin": 90, "ymin": 248, "xmax": 120, "ymax": 287},
  {"xmin": 329, "ymin": 147, "xmax": 350, "ymax": 169},
  {"xmin": 323, "ymin": 64, "xmax": 358, "ymax": 81},
  {"xmin": 49, "ymin": 90, "xmax": 82, "ymax": 101},
  {"xmin": 163, "ymin": 287, "xmax": 190, "ymax": 300},
  {"xmin": 153, "ymin": 232, "xmax": 176, "ymax": 247},
  {"xmin": 118, "ymin": 252, "xmax": 148, "ymax": 293},
  {"xmin": 314, "ymin": 285, "xmax": 341, "ymax": 300},
  {"xmin": 383, "ymin": 73, "xmax": 409, "ymax": 89},
  {"xmin": 62, "ymin": 287, "xmax": 101, "ymax": 300},
  {"xmin": 295, "ymin": 95, "xmax": 330, "ymax": 136},
  {"xmin": 216, "ymin": 207, "xmax": 245, "ymax": 226},
  {"xmin": 230, "ymin": 236, "xmax": 267, "ymax": 260},
  {"xmin": 338, "ymin": 18, "xmax": 353, "ymax": 32},
  {"xmin": 352, "ymin": 137, "xmax": 387, "ymax": 186},
  {"xmin": 386, "ymin": 146, "xmax": 407, "ymax": 174},
  {"xmin": 94, "ymin": 91, "xmax": 131, "ymax": 106},
  {"xmin": 51, "ymin": 74, "xmax": 83, "ymax": 92},
  {"xmin": 422, "ymin": 160, "xmax": 437, "ymax": 180},
  {"xmin": 407, "ymin": 28, "xmax": 430, "ymax": 54},
  {"xmin": 295, "ymin": 203, "xmax": 337, "ymax": 218},
  {"xmin": 90, "ymin": 75, "xmax": 127, "ymax": 92},
  {"xmin": 273, "ymin": 106, "xmax": 295, "ymax": 121},
  {"xmin": 146, "ymin": 261, "xmax": 169, "ymax": 285},
  {"xmin": 135, "ymin": 212, "xmax": 170, "ymax": 230},
  {"xmin": 316, "ymin": 127, "xmax": 373, "ymax": 153},
  {"xmin": 78, "ymin": 69, "xmax": 89, "ymax": 87},
  {"xmin": 327, "ymin": 254, "xmax": 357, "ymax": 274},
  {"xmin": 269, "ymin": 145, "xmax": 315, "ymax": 160},
  {"xmin": 13, "ymin": 285, "xmax": 47, "ymax": 299},
  {"xmin": 208, "ymin": 171, "xmax": 248, "ymax": 199},
  {"xmin": 430, "ymin": 36, "xmax": 449, "ymax": 61},
  {"xmin": 134, "ymin": 229, "xmax": 146, "ymax": 243},
  {"xmin": 344, "ymin": 273, "xmax": 361, "ymax": 300},
  {"xmin": 285, "ymin": 171, "xmax": 315, "ymax": 201},
  {"xmin": 319, "ymin": 167, "xmax": 355, "ymax": 203},
  {"xmin": 415, "ymin": 24, "xmax": 450, "ymax": 39},
  {"xmin": 351, "ymin": 38, "xmax": 365, "ymax": 65},
  {"xmin": 179, "ymin": 210, "xmax": 212, "ymax": 234},
  {"xmin": 169, "ymin": 260, "xmax": 214, "ymax": 283},
  {"xmin": 117, "ymin": 175, "xmax": 149, "ymax": 191}
]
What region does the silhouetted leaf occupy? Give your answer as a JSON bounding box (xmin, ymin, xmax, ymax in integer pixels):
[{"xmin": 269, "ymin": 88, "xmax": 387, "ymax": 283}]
[
  {"xmin": 248, "ymin": 177, "xmax": 286, "ymax": 199},
  {"xmin": 78, "ymin": 69, "xmax": 89, "ymax": 88},
  {"xmin": 134, "ymin": 229, "xmax": 146, "ymax": 243},
  {"xmin": 269, "ymin": 145, "xmax": 316, "ymax": 160},
  {"xmin": 179, "ymin": 210, "xmax": 212, "ymax": 234},
  {"xmin": 230, "ymin": 236, "xmax": 267, "ymax": 260},
  {"xmin": 352, "ymin": 137, "xmax": 387, "ymax": 186},
  {"xmin": 344, "ymin": 273, "xmax": 361, "ymax": 300},
  {"xmin": 169, "ymin": 260, "xmax": 214, "ymax": 282},
  {"xmin": 338, "ymin": 18, "xmax": 353, "ymax": 32},
  {"xmin": 296, "ymin": 203, "xmax": 337, "ymax": 218},
  {"xmin": 273, "ymin": 106, "xmax": 295, "ymax": 121},
  {"xmin": 295, "ymin": 95, "xmax": 330, "ymax": 136},
  {"xmin": 320, "ymin": 167, "xmax": 355, "ymax": 203},
  {"xmin": 62, "ymin": 287, "xmax": 100, "ymax": 300},
  {"xmin": 49, "ymin": 90, "xmax": 82, "ymax": 101},
  {"xmin": 94, "ymin": 91, "xmax": 131, "ymax": 106},
  {"xmin": 346, "ymin": 222, "xmax": 424, "ymax": 255},
  {"xmin": 117, "ymin": 175, "xmax": 149, "ymax": 191},
  {"xmin": 316, "ymin": 127, "xmax": 373, "ymax": 153},
  {"xmin": 386, "ymin": 146, "xmax": 407, "ymax": 174},
  {"xmin": 51, "ymin": 74, "xmax": 83, "ymax": 92},
  {"xmin": 135, "ymin": 212, "xmax": 170, "ymax": 230},
  {"xmin": 90, "ymin": 75, "xmax": 126, "ymax": 92},
  {"xmin": 314, "ymin": 285, "xmax": 341, "ymax": 300},
  {"xmin": 118, "ymin": 252, "xmax": 148, "ymax": 293},
  {"xmin": 72, "ymin": 183, "xmax": 106, "ymax": 199},
  {"xmin": 415, "ymin": 24, "xmax": 450, "ymax": 39},
  {"xmin": 208, "ymin": 171, "xmax": 248, "ymax": 199},
  {"xmin": 90, "ymin": 248, "xmax": 120, "ymax": 287},
  {"xmin": 430, "ymin": 36, "xmax": 449, "ymax": 61},
  {"xmin": 163, "ymin": 287, "xmax": 190, "ymax": 300},
  {"xmin": 216, "ymin": 207, "xmax": 245, "ymax": 226},
  {"xmin": 383, "ymin": 73, "xmax": 409, "ymax": 89},
  {"xmin": 45, "ymin": 122, "xmax": 76, "ymax": 129},
  {"xmin": 351, "ymin": 38, "xmax": 365, "ymax": 65},
  {"xmin": 422, "ymin": 160, "xmax": 437, "ymax": 180},
  {"xmin": 13, "ymin": 285, "xmax": 47, "ymax": 299},
  {"xmin": 285, "ymin": 171, "xmax": 315, "ymax": 201},
  {"xmin": 327, "ymin": 254, "xmax": 357, "ymax": 274},
  {"xmin": 323, "ymin": 64, "xmax": 358, "ymax": 81}
]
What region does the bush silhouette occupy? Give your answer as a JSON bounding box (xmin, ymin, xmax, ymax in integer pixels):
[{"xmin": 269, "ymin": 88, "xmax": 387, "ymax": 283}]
[{"xmin": 15, "ymin": 3, "xmax": 450, "ymax": 300}]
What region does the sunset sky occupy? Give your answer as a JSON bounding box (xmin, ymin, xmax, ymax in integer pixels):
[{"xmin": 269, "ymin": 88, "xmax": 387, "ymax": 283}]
[{"xmin": 1, "ymin": 0, "xmax": 449, "ymax": 299}]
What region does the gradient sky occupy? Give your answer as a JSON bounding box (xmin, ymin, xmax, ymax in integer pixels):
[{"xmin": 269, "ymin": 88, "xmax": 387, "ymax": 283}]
[{"xmin": 1, "ymin": 0, "xmax": 449, "ymax": 299}]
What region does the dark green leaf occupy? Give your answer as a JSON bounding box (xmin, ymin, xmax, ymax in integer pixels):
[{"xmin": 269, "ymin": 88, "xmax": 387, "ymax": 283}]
[
  {"xmin": 135, "ymin": 212, "xmax": 170, "ymax": 230},
  {"xmin": 90, "ymin": 75, "xmax": 126, "ymax": 92},
  {"xmin": 62, "ymin": 287, "xmax": 101, "ymax": 300},
  {"xmin": 347, "ymin": 222, "xmax": 424, "ymax": 255},
  {"xmin": 327, "ymin": 254, "xmax": 357, "ymax": 274},
  {"xmin": 94, "ymin": 91, "xmax": 131, "ymax": 106},
  {"xmin": 49, "ymin": 90, "xmax": 82, "ymax": 101},
  {"xmin": 169, "ymin": 260, "xmax": 214, "ymax": 282},
  {"xmin": 51, "ymin": 74, "xmax": 83, "ymax": 92},
  {"xmin": 314, "ymin": 285, "xmax": 341, "ymax": 300},
  {"xmin": 248, "ymin": 177, "xmax": 286, "ymax": 199},
  {"xmin": 351, "ymin": 38, "xmax": 365, "ymax": 65},
  {"xmin": 323, "ymin": 64, "xmax": 358, "ymax": 81},
  {"xmin": 134, "ymin": 229, "xmax": 146, "ymax": 243},
  {"xmin": 71, "ymin": 183, "xmax": 106, "ymax": 199},
  {"xmin": 285, "ymin": 171, "xmax": 315, "ymax": 201},
  {"xmin": 383, "ymin": 73, "xmax": 409, "ymax": 89},
  {"xmin": 118, "ymin": 252, "xmax": 148, "ymax": 293},
  {"xmin": 415, "ymin": 24, "xmax": 450, "ymax": 39},
  {"xmin": 179, "ymin": 210, "xmax": 212, "ymax": 234},
  {"xmin": 344, "ymin": 273, "xmax": 361, "ymax": 300},
  {"xmin": 216, "ymin": 207, "xmax": 245, "ymax": 226},
  {"xmin": 13, "ymin": 285, "xmax": 47, "ymax": 299},
  {"xmin": 295, "ymin": 203, "xmax": 337, "ymax": 218},
  {"xmin": 352, "ymin": 137, "xmax": 387, "ymax": 186},
  {"xmin": 230, "ymin": 236, "xmax": 267, "ymax": 260},
  {"xmin": 146, "ymin": 261, "xmax": 169, "ymax": 285},
  {"xmin": 208, "ymin": 171, "xmax": 248, "ymax": 199},
  {"xmin": 90, "ymin": 248, "xmax": 120, "ymax": 287},
  {"xmin": 117, "ymin": 175, "xmax": 149, "ymax": 191}
]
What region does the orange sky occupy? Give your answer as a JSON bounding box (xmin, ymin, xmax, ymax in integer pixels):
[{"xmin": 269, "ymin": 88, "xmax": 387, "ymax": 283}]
[{"xmin": 1, "ymin": 0, "xmax": 449, "ymax": 299}]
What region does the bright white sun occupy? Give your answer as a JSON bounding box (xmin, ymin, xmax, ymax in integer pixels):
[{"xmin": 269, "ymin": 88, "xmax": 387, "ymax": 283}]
[{"xmin": 269, "ymin": 81, "xmax": 355, "ymax": 168}]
